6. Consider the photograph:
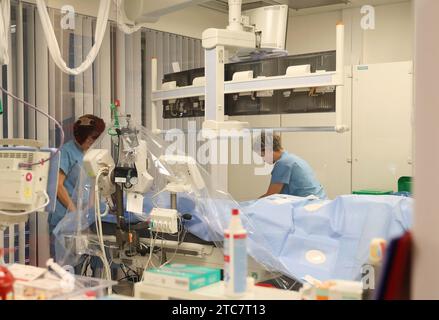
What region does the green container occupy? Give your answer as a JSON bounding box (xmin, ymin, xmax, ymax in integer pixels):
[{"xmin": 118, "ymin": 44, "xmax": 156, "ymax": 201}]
[
  {"xmin": 398, "ymin": 177, "xmax": 413, "ymax": 193},
  {"xmin": 353, "ymin": 190, "xmax": 393, "ymax": 195}
]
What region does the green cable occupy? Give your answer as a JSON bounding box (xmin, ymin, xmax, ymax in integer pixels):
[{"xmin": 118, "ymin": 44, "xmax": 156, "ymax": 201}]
[
  {"xmin": 108, "ymin": 102, "xmax": 120, "ymax": 136},
  {"xmin": 0, "ymin": 98, "xmax": 3, "ymax": 115}
]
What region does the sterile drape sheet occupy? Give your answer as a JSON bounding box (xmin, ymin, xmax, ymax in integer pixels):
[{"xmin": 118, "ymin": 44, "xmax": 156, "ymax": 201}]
[{"xmin": 98, "ymin": 192, "xmax": 413, "ymax": 282}]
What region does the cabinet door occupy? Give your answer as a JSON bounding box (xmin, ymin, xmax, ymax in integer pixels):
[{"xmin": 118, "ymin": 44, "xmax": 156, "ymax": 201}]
[
  {"xmin": 352, "ymin": 61, "xmax": 413, "ymax": 192},
  {"xmin": 280, "ymin": 66, "xmax": 353, "ymax": 199}
]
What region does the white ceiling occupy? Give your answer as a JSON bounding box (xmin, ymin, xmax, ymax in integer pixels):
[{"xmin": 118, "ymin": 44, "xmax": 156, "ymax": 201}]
[
  {"xmin": 202, "ymin": 0, "xmax": 349, "ymax": 12},
  {"xmin": 200, "ymin": 0, "xmax": 410, "ymax": 15}
]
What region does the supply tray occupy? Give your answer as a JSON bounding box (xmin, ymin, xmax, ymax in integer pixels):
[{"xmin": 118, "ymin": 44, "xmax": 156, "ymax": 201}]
[{"xmin": 14, "ymin": 274, "xmax": 117, "ymax": 300}]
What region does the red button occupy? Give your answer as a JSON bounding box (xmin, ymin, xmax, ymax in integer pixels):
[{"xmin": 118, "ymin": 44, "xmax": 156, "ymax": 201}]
[{"xmin": 26, "ymin": 173, "xmax": 33, "ymax": 182}]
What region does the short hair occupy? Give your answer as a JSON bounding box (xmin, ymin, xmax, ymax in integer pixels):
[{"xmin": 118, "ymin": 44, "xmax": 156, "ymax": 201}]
[
  {"xmin": 254, "ymin": 132, "xmax": 283, "ymax": 153},
  {"xmin": 73, "ymin": 114, "xmax": 106, "ymax": 145}
]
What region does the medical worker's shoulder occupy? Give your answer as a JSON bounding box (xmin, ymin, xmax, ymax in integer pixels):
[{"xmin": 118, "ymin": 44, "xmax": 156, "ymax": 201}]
[
  {"xmin": 276, "ymin": 152, "xmax": 297, "ymax": 167},
  {"xmin": 59, "ymin": 141, "xmax": 82, "ymax": 174},
  {"xmin": 61, "ymin": 140, "xmax": 74, "ymax": 151},
  {"xmin": 62, "ymin": 140, "xmax": 82, "ymax": 156}
]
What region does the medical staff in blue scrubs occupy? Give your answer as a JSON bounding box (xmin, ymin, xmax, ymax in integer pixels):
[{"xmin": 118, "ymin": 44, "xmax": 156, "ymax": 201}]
[
  {"xmin": 255, "ymin": 133, "xmax": 327, "ymax": 199},
  {"xmin": 48, "ymin": 115, "xmax": 106, "ymax": 256}
]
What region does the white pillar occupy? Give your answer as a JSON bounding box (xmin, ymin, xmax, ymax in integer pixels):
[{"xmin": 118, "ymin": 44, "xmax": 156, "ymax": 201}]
[
  {"xmin": 335, "ymin": 23, "xmax": 346, "ymax": 132},
  {"xmin": 204, "ymin": 46, "xmax": 225, "ymax": 123},
  {"xmin": 151, "ymin": 58, "xmax": 159, "ymax": 133},
  {"xmin": 412, "ymin": 0, "xmax": 439, "ymax": 300}
]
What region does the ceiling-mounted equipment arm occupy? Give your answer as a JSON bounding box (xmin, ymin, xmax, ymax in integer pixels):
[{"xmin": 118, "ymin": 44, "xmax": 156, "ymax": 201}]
[{"xmin": 227, "ymin": 0, "xmax": 243, "ymax": 32}]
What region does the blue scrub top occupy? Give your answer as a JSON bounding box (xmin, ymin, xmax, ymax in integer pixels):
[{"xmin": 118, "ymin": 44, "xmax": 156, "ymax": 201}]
[
  {"xmin": 48, "ymin": 140, "xmax": 84, "ymax": 233},
  {"xmin": 271, "ymin": 151, "xmax": 327, "ymax": 199}
]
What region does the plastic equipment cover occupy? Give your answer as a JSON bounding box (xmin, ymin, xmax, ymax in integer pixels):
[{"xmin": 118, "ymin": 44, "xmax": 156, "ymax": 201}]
[{"xmin": 53, "ymin": 125, "xmax": 413, "ymax": 288}]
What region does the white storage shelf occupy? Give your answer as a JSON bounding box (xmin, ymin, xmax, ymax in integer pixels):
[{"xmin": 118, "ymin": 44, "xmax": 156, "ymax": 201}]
[
  {"xmin": 151, "ymin": 71, "xmax": 339, "ymax": 102},
  {"xmin": 134, "ymin": 281, "xmax": 301, "ymax": 300}
]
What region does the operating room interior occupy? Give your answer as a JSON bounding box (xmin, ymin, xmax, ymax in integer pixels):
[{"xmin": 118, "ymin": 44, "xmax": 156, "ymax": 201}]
[{"xmin": 0, "ymin": 0, "xmax": 437, "ymax": 301}]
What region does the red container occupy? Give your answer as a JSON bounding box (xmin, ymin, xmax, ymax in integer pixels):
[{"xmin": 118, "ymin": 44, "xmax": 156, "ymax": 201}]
[{"xmin": 0, "ymin": 265, "xmax": 15, "ymax": 300}]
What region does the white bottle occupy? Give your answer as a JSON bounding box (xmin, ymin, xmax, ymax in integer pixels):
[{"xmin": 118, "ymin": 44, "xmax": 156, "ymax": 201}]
[
  {"xmin": 224, "ymin": 209, "xmax": 247, "ymax": 297},
  {"xmin": 363, "ymin": 238, "xmax": 387, "ymax": 300}
]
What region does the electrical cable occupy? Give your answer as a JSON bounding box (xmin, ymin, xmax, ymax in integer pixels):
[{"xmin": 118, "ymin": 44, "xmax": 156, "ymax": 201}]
[
  {"xmin": 0, "ymin": 86, "xmax": 65, "ymax": 167},
  {"xmin": 160, "ymin": 232, "xmax": 165, "ymax": 263},
  {"xmin": 124, "ymin": 264, "xmax": 140, "ymax": 279},
  {"xmin": 141, "ymin": 230, "xmax": 159, "ymax": 281},
  {"xmin": 88, "ymin": 239, "xmax": 112, "ymax": 249},
  {"xmin": 114, "ymin": 133, "xmax": 121, "ymax": 166},
  {"xmin": 0, "ymin": 190, "xmax": 50, "ymax": 216},
  {"xmin": 139, "ymin": 241, "xmax": 160, "ymax": 268},
  {"xmin": 159, "ymin": 216, "xmax": 185, "ymax": 269},
  {"xmin": 151, "ymin": 186, "xmax": 167, "ymax": 208},
  {"xmin": 81, "ymin": 255, "xmax": 94, "ymax": 277},
  {"xmin": 94, "ymin": 167, "xmax": 112, "ymax": 293},
  {"xmin": 119, "ymin": 264, "xmax": 139, "ymax": 282}
]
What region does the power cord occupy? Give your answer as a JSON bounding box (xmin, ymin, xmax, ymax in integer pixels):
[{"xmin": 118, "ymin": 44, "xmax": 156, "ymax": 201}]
[{"xmin": 94, "ymin": 167, "xmax": 113, "ymax": 293}]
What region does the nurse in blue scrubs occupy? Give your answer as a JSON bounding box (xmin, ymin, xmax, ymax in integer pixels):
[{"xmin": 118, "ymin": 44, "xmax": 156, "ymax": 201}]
[
  {"xmin": 255, "ymin": 133, "xmax": 327, "ymax": 199},
  {"xmin": 48, "ymin": 115, "xmax": 106, "ymax": 256}
]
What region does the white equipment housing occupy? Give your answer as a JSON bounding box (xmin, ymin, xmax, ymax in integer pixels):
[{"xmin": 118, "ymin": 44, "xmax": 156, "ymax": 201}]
[
  {"xmin": 202, "ymin": 28, "xmax": 256, "ymax": 50},
  {"xmin": 159, "ymin": 155, "xmax": 206, "ymax": 193},
  {"xmin": 131, "ymin": 140, "xmax": 154, "ymax": 194},
  {"xmin": 150, "ymin": 208, "xmax": 179, "ymax": 234},
  {"xmin": 83, "ymin": 140, "xmax": 153, "ymax": 215},
  {"xmin": 242, "ymin": 5, "xmax": 289, "ymax": 51},
  {"xmin": 0, "ymin": 144, "xmax": 59, "ymax": 225},
  {"xmin": 83, "ymin": 149, "xmax": 115, "ymax": 178},
  {"xmin": 83, "ymin": 149, "xmax": 116, "ymax": 198},
  {"xmin": 0, "ymin": 148, "xmax": 55, "ymax": 224}
]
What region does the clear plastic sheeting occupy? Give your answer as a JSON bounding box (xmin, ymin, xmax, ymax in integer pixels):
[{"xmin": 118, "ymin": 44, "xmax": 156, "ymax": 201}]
[
  {"xmin": 113, "ymin": 0, "xmax": 143, "ymax": 35},
  {"xmin": 35, "ymin": 0, "xmax": 111, "ymax": 75},
  {"xmin": 53, "ymin": 125, "xmax": 414, "ymax": 291},
  {"xmin": 0, "ymin": 0, "xmax": 10, "ymax": 65}
]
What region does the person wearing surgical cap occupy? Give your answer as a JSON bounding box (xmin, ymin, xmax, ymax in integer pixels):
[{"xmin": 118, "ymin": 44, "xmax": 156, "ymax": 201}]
[{"xmin": 48, "ymin": 115, "xmax": 105, "ymax": 257}]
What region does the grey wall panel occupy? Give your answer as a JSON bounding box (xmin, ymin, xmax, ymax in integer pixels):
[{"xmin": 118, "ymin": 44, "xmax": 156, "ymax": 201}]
[
  {"xmin": 48, "ymin": 10, "xmax": 58, "ymax": 147},
  {"xmin": 35, "ymin": 8, "xmax": 50, "ymax": 267},
  {"xmin": 26, "ymin": 6, "xmax": 36, "ymax": 140},
  {"xmin": 158, "ymin": 32, "xmax": 165, "ymax": 131},
  {"xmin": 99, "ymin": 26, "xmax": 112, "ymax": 151},
  {"xmin": 83, "ymin": 18, "xmax": 94, "ymax": 115},
  {"xmin": 74, "ymin": 16, "xmax": 84, "ymax": 119},
  {"xmin": 116, "ymin": 28, "xmax": 126, "ymax": 116},
  {"xmin": 133, "ymin": 31, "xmax": 142, "ymax": 126},
  {"xmin": 16, "ymin": 0, "xmax": 24, "ymax": 139},
  {"xmin": 124, "ymin": 33, "xmax": 134, "ymax": 116},
  {"xmin": 92, "ymin": 21, "xmax": 101, "ymax": 118}
]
